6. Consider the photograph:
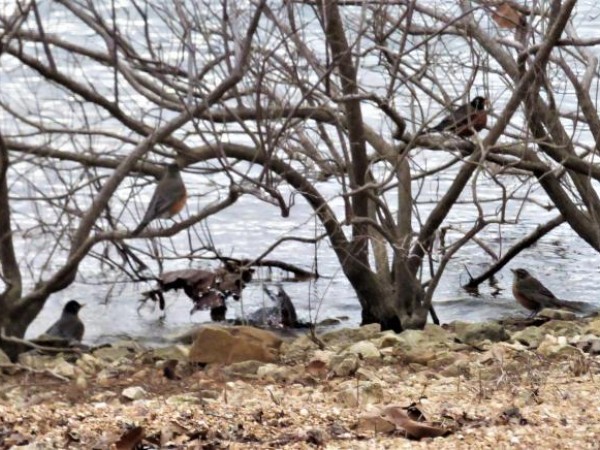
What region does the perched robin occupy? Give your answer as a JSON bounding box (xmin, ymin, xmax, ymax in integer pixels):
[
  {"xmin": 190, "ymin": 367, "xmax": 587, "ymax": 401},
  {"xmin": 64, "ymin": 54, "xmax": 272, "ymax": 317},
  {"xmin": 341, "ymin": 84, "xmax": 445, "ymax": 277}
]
[
  {"xmin": 511, "ymin": 268, "xmax": 583, "ymax": 317},
  {"xmin": 44, "ymin": 300, "xmax": 85, "ymax": 342},
  {"xmin": 132, "ymin": 163, "xmax": 187, "ymax": 235},
  {"xmin": 420, "ymin": 96, "xmax": 489, "ymax": 137}
]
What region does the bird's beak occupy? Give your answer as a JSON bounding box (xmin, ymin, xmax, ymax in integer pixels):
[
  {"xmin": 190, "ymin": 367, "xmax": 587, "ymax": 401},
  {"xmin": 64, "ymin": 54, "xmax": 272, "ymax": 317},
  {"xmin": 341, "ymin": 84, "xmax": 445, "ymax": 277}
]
[
  {"xmin": 485, "ymin": 99, "xmax": 491, "ymax": 108},
  {"xmin": 510, "ymin": 269, "xmax": 516, "ymax": 274},
  {"xmin": 80, "ymin": 304, "xmax": 85, "ymax": 308}
]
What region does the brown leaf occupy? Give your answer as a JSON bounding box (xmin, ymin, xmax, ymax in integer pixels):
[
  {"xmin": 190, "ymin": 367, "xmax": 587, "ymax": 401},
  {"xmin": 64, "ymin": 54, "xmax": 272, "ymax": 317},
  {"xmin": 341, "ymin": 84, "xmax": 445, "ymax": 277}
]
[
  {"xmin": 381, "ymin": 406, "xmax": 449, "ymax": 440},
  {"xmin": 114, "ymin": 426, "xmax": 144, "ymax": 450},
  {"xmin": 492, "ymin": 2, "xmax": 524, "ymax": 29}
]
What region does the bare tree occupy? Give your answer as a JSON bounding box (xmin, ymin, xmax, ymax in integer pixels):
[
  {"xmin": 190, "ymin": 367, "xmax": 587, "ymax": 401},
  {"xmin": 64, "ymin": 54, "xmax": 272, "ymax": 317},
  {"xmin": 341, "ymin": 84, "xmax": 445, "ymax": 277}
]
[{"xmin": 0, "ymin": 0, "xmax": 598, "ymax": 358}]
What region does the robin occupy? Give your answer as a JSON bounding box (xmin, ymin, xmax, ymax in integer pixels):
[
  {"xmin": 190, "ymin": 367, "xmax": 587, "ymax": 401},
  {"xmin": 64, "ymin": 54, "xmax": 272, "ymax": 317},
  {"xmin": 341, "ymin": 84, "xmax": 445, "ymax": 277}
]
[
  {"xmin": 44, "ymin": 300, "xmax": 85, "ymax": 342},
  {"xmin": 132, "ymin": 163, "xmax": 187, "ymax": 235},
  {"xmin": 511, "ymin": 268, "xmax": 583, "ymax": 317},
  {"xmin": 420, "ymin": 96, "xmax": 489, "ymax": 137}
]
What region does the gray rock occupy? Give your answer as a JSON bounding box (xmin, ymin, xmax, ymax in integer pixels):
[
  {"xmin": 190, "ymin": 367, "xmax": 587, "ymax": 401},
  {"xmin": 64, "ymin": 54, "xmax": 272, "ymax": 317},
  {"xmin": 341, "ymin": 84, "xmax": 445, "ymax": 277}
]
[
  {"xmin": 320, "ymin": 324, "xmax": 381, "ymax": 346},
  {"xmin": 166, "ymin": 393, "xmax": 201, "ymax": 406},
  {"xmin": 280, "ymin": 335, "xmax": 320, "ymax": 363},
  {"xmin": 584, "ymin": 318, "xmax": 600, "ymax": 336},
  {"xmin": 92, "ymin": 346, "xmax": 132, "ymax": 362},
  {"xmin": 224, "ymin": 360, "xmax": 264, "ymax": 377},
  {"xmin": 343, "ymin": 341, "xmax": 381, "ymax": 359},
  {"xmin": 539, "ymin": 320, "xmax": 582, "ymax": 338},
  {"xmin": 575, "ymin": 338, "xmax": 600, "ymax": 355},
  {"xmin": 256, "ymin": 363, "xmax": 298, "ymax": 382},
  {"xmin": 151, "ymin": 345, "xmax": 189, "ymax": 361},
  {"xmin": 454, "ymin": 321, "xmax": 509, "ymax": 346},
  {"xmin": 538, "ymin": 308, "xmax": 577, "ymax": 321},
  {"xmin": 121, "ymin": 386, "xmax": 147, "ymax": 401},
  {"xmin": 511, "ymin": 327, "xmax": 545, "ymax": 348},
  {"xmin": 537, "ymin": 336, "xmax": 583, "ymax": 359}
]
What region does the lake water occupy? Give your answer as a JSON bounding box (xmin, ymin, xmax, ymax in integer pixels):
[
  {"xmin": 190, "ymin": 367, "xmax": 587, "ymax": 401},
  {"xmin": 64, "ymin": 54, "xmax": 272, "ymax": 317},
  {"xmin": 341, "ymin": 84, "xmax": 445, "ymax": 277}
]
[{"xmin": 2, "ymin": 1, "xmax": 599, "ymax": 345}]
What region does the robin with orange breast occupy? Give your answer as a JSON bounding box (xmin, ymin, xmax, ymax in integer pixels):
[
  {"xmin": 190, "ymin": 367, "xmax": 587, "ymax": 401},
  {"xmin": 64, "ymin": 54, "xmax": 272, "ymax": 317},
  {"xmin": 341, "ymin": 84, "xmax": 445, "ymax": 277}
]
[
  {"xmin": 511, "ymin": 268, "xmax": 583, "ymax": 317},
  {"xmin": 132, "ymin": 163, "xmax": 187, "ymax": 235},
  {"xmin": 420, "ymin": 96, "xmax": 489, "ymax": 138}
]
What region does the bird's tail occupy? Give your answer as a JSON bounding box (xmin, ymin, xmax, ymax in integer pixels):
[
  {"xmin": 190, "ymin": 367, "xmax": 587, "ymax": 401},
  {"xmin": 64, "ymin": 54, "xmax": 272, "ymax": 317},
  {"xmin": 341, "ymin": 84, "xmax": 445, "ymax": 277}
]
[{"xmin": 549, "ymin": 298, "xmax": 585, "ymax": 312}]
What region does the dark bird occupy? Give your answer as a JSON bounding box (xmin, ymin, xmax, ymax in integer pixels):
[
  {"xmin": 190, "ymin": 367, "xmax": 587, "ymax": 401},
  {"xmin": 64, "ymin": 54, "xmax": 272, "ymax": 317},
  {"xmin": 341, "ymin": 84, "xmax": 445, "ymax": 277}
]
[
  {"xmin": 511, "ymin": 268, "xmax": 583, "ymax": 317},
  {"xmin": 133, "ymin": 163, "xmax": 187, "ymax": 235},
  {"xmin": 420, "ymin": 96, "xmax": 489, "ymax": 137},
  {"xmin": 45, "ymin": 300, "xmax": 85, "ymax": 342}
]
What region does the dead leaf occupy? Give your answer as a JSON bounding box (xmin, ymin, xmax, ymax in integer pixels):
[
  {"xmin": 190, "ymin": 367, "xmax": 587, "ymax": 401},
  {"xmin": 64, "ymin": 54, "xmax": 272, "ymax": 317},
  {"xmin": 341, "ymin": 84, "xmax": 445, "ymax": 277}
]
[
  {"xmin": 492, "ymin": 2, "xmax": 524, "ymax": 29},
  {"xmin": 114, "ymin": 425, "xmax": 144, "ymax": 450}
]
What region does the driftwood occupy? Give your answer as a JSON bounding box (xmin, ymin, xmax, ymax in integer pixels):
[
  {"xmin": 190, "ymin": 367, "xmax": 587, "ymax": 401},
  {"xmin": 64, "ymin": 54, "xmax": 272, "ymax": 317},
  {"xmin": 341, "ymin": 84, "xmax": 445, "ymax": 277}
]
[{"xmin": 141, "ymin": 261, "xmax": 254, "ymax": 316}]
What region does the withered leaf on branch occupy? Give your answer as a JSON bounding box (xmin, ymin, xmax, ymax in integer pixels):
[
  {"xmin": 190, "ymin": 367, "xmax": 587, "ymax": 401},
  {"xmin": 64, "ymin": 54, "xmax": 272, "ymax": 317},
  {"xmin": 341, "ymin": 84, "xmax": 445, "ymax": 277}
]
[
  {"xmin": 146, "ymin": 263, "xmax": 254, "ymax": 312},
  {"xmin": 492, "ymin": 2, "xmax": 525, "ymax": 29}
]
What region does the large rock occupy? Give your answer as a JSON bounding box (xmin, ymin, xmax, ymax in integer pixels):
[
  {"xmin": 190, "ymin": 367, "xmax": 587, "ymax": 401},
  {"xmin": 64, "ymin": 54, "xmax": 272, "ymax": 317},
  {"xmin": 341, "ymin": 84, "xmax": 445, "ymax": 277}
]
[
  {"xmin": 342, "ymin": 341, "xmax": 381, "ymax": 359},
  {"xmin": 280, "ymin": 335, "xmax": 320, "ymax": 363},
  {"xmin": 188, "ymin": 325, "xmax": 282, "ymax": 364},
  {"xmin": 320, "ymin": 324, "xmax": 381, "ymax": 347},
  {"xmin": 330, "ymin": 353, "xmax": 360, "ymax": 377},
  {"xmin": 453, "ymin": 321, "xmax": 509, "ymax": 346},
  {"xmin": 538, "ymin": 320, "xmax": 582, "ymax": 338},
  {"xmin": 583, "ymin": 318, "xmax": 600, "ymax": 336},
  {"xmin": 537, "ymin": 336, "xmax": 584, "ymax": 359},
  {"xmin": 511, "ymin": 326, "xmax": 546, "ymax": 348}
]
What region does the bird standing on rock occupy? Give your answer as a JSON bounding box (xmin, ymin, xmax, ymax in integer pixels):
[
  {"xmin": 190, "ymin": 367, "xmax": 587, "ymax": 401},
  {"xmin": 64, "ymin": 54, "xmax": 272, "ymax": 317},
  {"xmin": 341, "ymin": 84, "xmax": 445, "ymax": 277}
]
[
  {"xmin": 44, "ymin": 300, "xmax": 85, "ymax": 342},
  {"xmin": 420, "ymin": 96, "xmax": 489, "ymax": 138},
  {"xmin": 132, "ymin": 163, "xmax": 187, "ymax": 235},
  {"xmin": 511, "ymin": 268, "xmax": 582, "ymax": 317}
]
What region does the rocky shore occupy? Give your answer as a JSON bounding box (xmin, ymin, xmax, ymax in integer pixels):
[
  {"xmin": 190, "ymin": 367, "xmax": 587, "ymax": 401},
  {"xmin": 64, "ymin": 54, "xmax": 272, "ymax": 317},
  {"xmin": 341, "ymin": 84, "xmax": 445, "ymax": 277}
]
[{"xmin": 2, "ymin": 309, "xmax": 600, "ymax": 449}]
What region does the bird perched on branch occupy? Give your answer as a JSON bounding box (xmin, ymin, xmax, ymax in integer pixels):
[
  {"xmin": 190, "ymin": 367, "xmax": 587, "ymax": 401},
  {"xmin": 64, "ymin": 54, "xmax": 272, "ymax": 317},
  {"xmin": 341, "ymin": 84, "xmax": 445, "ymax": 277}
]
[
  {"xmin": 44, "ymin": 300, "xmax": 85, "ymax": 342},
  {"xmin": 133, "ymin": 163, "xmax": 187, "ymax": 235},
  {"xmin": 511, "ymin": 268, "xmax": 583, "ymax": 317},
  {"xmin": 420, "ymin": 96, "xmax": 489, "ymax": 138}
]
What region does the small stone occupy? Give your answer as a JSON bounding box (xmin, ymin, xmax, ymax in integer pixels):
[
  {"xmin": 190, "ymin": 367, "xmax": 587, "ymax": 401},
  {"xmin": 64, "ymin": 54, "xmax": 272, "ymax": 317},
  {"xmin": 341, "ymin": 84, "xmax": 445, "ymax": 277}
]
[
  {"xmin": 224, "ymin": 360, "xmax": 264, "ymax": 377},
  {"xmin": 121, "ymin": 386, "xmax": 147, "ymax": 401}
]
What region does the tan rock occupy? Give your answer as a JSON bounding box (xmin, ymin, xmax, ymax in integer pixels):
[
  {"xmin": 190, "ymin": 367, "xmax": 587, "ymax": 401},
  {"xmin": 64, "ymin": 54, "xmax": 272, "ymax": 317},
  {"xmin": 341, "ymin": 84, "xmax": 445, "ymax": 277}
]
[
  {"xmin": 188, "ymin": 325, "xmax": 280, "ymax": 364},
  {"xmin": 538, "ymin": 308, "xmax": 577, "ymax": 321}
]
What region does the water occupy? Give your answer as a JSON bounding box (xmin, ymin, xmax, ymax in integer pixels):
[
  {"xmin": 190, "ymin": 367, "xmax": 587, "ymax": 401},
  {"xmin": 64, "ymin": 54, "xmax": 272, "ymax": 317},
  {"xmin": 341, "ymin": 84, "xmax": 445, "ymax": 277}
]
[{"xmin": 1, "ymin": 1, "xmax": 599, "ymax": 345}]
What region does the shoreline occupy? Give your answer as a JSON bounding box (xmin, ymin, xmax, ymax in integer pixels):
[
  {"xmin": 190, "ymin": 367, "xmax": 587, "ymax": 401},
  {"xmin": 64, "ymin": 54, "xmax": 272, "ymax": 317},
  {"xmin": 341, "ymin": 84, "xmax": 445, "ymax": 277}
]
[{"xmin": 2, "ymin": 311, "xmax": 600, "ymax": 448}]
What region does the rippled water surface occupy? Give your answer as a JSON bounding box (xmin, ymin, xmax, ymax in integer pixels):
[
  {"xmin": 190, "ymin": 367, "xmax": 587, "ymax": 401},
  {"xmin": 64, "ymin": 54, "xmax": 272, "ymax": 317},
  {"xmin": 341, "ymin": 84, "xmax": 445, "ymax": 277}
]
[{"xmin": 10, "ymin": 1, "xmax": 600, "ymax": 344}]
